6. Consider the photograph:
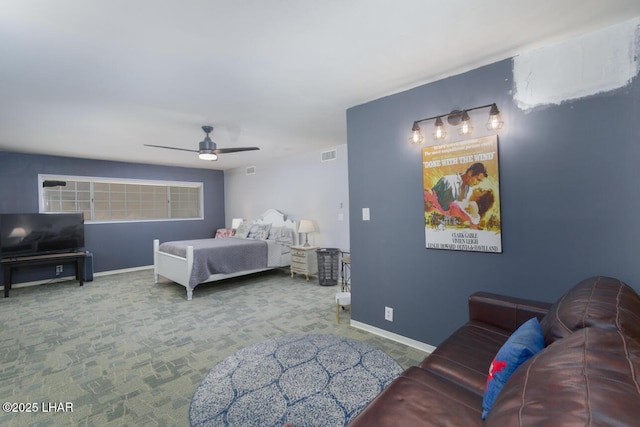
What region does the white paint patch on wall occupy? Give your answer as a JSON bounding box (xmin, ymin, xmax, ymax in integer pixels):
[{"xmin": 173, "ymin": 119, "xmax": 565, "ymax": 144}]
[{"xmin": 513, "ymin": 18, "xmax": 640, "ymax": 111}]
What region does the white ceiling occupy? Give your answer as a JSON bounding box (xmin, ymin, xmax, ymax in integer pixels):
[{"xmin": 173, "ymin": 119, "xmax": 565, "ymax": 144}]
[{"xmin": 1, "ymin": 1, "xmax": 639, "ymax": 170}]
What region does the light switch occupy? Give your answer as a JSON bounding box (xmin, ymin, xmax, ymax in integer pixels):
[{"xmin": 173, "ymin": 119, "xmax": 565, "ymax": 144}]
[
  {"xmin": 338, "ymin": 213, "xmax": 344, "ymax": 221},
  {"xmin": 362, "ymin": 208, "xmax": 370, "ymax": 221}
]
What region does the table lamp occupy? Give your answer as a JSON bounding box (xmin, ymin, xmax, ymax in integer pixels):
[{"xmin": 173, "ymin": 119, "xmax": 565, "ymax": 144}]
[{"xmin": 298, "ymin": 220, "xmax": 316, "ymax": 247}]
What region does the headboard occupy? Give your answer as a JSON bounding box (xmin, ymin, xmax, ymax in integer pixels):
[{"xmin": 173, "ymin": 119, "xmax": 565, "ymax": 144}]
[{"xmin": 254, "ymin": 209, "xmax": 298, "ymax": 246}]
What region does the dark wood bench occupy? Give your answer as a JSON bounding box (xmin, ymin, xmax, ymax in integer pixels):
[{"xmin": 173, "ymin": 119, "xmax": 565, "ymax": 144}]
[{"xmin": 2, "ymin": 252, "xmax": 86, "ymax": 297}]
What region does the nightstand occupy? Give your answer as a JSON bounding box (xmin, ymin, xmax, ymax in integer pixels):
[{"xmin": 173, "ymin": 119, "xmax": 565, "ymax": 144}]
[{"xmin": 290, "ymin": 245, "xmax": 319, "ymax": 280}]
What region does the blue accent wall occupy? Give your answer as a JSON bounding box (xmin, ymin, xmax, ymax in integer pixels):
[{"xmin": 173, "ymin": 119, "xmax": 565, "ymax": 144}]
[
  {"xmin": 347, "ymin": 58, "xmax": 640, "ymax": 346},
  {"xmin": 0, "ymin": 152, "xmax": 224, "ymax": 281}
]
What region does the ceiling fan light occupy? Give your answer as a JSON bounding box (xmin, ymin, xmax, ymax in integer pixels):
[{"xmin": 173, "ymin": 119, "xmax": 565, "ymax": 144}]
[
  {"xmin": 199, "ymin": 152, "xmax": 218, "ymax": 161},
  {"xmin": 144, "ymin": 125, "xmax": 257, "ymax": 160}
]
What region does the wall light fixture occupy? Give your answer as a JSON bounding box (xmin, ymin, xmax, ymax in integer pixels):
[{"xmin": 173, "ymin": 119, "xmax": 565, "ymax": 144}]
[{"xmin": 410, "ymin": 103, "xmax": 503, "ymax": 145}]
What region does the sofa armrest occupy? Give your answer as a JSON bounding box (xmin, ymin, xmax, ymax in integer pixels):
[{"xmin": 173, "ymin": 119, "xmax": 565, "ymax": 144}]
[{"xmin": 468, "ymin": 292, "xmax": 551, "ymax": 333}]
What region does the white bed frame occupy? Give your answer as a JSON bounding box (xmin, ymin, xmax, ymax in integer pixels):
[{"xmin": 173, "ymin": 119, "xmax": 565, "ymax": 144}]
[{"xmin": 153, "ymin": 209, "xmax": 297, "ymax": 300}]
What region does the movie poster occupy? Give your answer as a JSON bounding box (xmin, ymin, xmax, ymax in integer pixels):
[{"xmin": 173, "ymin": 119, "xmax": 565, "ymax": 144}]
[{"xmin": 422, "ymin": 135, "xmax": 502, "ymax": 253}]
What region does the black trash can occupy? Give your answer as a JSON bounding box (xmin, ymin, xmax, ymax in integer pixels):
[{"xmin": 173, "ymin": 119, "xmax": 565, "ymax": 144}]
[{"xmin": 316, "ymin": 248, "xmax": 340, "ymax": 286}]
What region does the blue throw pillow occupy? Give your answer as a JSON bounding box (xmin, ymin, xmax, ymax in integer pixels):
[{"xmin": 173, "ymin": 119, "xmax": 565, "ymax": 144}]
[{"xmin": 482, "ymin": 317, "xmax": 545, "ymax": 419}]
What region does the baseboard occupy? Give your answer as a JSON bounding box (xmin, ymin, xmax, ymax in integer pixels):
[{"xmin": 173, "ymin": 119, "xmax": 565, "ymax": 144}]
[
  {"xmin": 1, "ymin": 275, "xmax": 77, "ymax": 290},
  {"xmin": 0, "ymin": 265, "xmax": 154, "ymax": 289},
  {"xmin": 350, "ymin": 320, "xmax": 436, "ymax": 354},
  {"xmin": 93, "ymin": 265, "xmax": 154, "ymax": 277}
]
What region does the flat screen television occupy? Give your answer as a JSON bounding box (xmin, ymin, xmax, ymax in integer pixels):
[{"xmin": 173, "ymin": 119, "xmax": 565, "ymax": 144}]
[{"xmin": 0, "ymin": 213, "xmax": 85, "ymax": 259}]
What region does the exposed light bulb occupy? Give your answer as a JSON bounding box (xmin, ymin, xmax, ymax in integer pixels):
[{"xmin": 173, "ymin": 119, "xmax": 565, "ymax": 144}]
[
  {"xmin": 410, "ymin": 122, "xmax": 424, "ymax": 144},
  {"xmin": 486, "ymin": 104, "xmax": 504, "ymax": 130},
  {"xmin": 488, "ymin": 116, "xmax": 501, "ymax": 130},
  {"xmin": 433, "ymin": 116, "xmax": 447, "ymax": 140},
  {"xmin": 459, "ymin": 111, "xmax": 473, "ymax": 136}
]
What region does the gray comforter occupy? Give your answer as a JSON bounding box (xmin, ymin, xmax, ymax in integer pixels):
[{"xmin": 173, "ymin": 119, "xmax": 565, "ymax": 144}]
[{"xmin": 159, "ymin": 237, "xmax": 268, "ymax": 287}]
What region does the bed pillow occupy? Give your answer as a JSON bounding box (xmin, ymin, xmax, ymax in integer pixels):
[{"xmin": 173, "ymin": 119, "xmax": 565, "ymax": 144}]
[
  {"xmin": 267, "ymin": 226, "xmax": 283, "ymax": 240},
  {"xmin": 275, "ymin": 227, "xmax": 294, "ymax": 246},
  {"xmin": 482, "ymin": 317, "xmax": 545, "ymax": 419},
  {"xmin": 234, "ymin": 221, "xmax": 252, "ymax": 238},
  {"xmin": 246, "ymin": 224, "xmax": 260, "ymax": 239},
  {"xmin": 214, "ymin": 228, "xmax": 234, "ymax": 238},
  {"xmin": 252, "ymin": 223, "xmax": 271, "ymax": 240}
]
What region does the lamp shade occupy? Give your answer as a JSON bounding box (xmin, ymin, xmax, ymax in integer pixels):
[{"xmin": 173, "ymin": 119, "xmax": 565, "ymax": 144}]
[
  {"xmin": 298, "ymin": 220, "xmax": 316, "ymax": 233},
  {"xmin": 8, "ymin": 227, "xmax": 27, "ymax": 238}
]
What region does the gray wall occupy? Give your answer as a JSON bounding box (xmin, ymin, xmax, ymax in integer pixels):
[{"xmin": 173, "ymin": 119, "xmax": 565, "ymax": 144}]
[
  {"xmin": 347, "ymin": 56, "xmax": 640, "ymax": 344},
  {"xmin": 0, "ymin": 152, "xmax": 224, "ymax": 281},
  {"xmin": 224, "ymin": 145, "xmax": 350, "ymax": 251}
]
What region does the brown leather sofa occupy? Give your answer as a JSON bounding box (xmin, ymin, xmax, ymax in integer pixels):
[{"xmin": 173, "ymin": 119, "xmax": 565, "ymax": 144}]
[{"xmin": 346, "ymin": 276, "xmax": 640, "ymax": 426}]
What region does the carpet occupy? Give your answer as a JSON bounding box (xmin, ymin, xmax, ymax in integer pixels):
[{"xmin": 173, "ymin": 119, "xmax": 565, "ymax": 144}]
[{"xmin": 189, "ymin": 333, "xmax": 403, "ymax": 427}]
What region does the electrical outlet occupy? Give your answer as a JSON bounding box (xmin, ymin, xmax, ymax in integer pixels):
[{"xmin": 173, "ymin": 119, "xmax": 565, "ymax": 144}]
[
  {"xmin": 385, "ymin": 306, "xmax": 393, "ymax": 322},
  {"xmin": 56, "ymin": 265, "xmax": 63, "ymax": 274}
]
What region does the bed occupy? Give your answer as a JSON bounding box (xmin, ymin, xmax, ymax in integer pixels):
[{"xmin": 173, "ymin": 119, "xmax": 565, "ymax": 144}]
[{"xmin": 153, "ymin": 209, "xmax": 297, "ymax": 300}]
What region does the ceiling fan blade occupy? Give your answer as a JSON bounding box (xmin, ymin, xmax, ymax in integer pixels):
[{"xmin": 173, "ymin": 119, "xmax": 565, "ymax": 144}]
[
  {"xmin": 213, "ymin": 147, "xmax": 260, "ymax": 154},
  {"xmin": 144, "ymin": 144, "xmax": 199, "ymax": 153}
]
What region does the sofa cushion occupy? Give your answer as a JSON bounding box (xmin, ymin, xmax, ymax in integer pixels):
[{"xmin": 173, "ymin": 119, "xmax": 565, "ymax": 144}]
[
  {"xmin": 485, "ymin": 327, "xmax": 640, "ymax": 426},
  {"xmin": 539, "ymin": 276, "xmax": 640, "ymax": 345},
  {"xmin": 420, "ymin": 320, "xmax": 510, "ymax": 395},
  {"xmin": 347, "ymin": 366, "xmax": 483, "ymax": 427},
  {"xmin": 481, "ymin": 317, "xmax": 544, "ymax": 419},
  {"xmin": 469, "ymin": 292, "xmax": 551, "ymax": 332}
]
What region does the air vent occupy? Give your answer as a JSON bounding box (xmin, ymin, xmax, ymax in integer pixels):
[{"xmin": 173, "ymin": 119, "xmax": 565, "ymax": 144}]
[
  {"xmin": 246, "ymin": 166, "xmax": 256, "ymax": 175},
  {"xmin": 321, "ymin": 149, "xmax": 337, "ymax": 162}
]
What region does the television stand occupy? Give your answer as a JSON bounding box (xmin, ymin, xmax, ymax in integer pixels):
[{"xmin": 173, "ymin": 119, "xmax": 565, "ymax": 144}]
[{"xmin": 2, "ymin": 252, "xmax": 86, "ymax": 298}]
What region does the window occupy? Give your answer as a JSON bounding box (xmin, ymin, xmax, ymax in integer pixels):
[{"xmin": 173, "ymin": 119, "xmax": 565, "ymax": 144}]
[{"xmin": 39, "ymin": 175, "xmax": 203, "ymax": 223}]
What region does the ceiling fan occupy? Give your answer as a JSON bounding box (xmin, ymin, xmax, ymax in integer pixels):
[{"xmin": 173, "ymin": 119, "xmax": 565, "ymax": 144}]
[{"xmin": 144, "ymin": 125, "xmax": 259, "ymax": 161}]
